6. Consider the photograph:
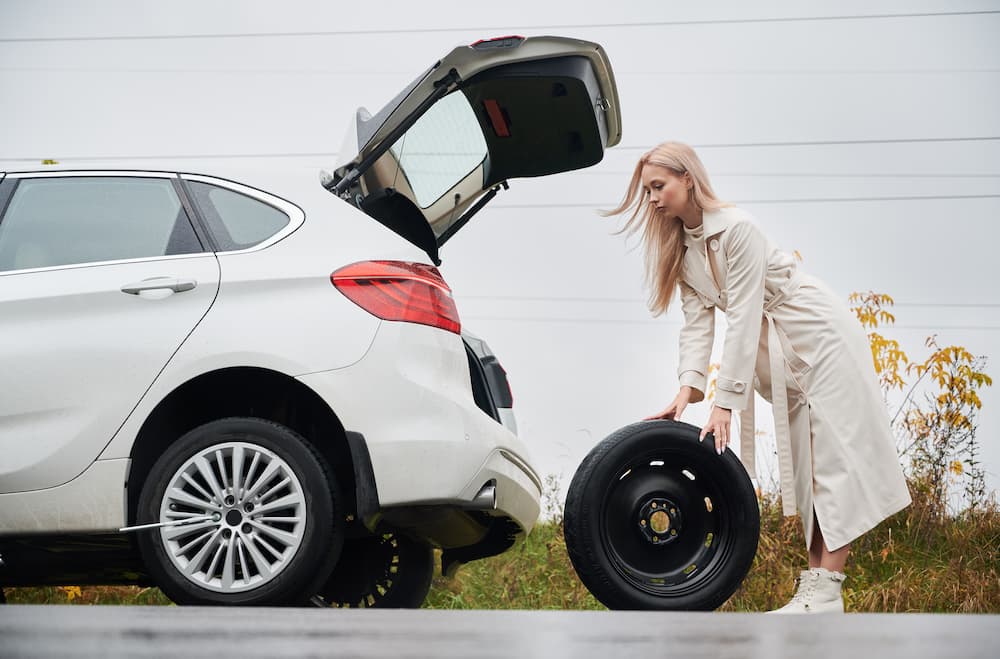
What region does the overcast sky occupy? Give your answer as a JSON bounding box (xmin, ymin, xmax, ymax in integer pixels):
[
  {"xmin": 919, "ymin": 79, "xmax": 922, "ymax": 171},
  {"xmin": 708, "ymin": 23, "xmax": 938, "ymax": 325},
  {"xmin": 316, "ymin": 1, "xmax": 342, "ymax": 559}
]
[{"xmin": 2, "ymin": 0, "xmax": 999, "ymax": 504}]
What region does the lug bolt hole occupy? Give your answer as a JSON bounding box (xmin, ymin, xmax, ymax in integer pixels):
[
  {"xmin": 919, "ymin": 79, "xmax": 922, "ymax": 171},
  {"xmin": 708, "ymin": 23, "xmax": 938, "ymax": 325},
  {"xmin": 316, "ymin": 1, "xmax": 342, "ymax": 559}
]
[
  {"xmin": 241, "ymin": 523, "xmax": 252, "ymax": 534},
  {"xmin": 224, "ymin": 495, "xmax": 236, "ymax": 506}
]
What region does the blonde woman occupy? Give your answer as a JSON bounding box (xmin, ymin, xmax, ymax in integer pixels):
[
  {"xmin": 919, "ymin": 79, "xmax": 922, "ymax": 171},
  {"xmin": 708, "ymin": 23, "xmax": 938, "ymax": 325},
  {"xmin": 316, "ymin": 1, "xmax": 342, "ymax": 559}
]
[{"xmin": 606, "ymin": 141, "xmax": 911, "ymax": 613}]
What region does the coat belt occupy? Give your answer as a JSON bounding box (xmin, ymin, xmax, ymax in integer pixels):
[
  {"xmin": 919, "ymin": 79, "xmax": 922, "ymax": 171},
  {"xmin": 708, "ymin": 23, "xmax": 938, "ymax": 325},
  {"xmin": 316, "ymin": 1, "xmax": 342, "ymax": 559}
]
[{"xmin": 739, "ymin": 270, "xmax": 809, "ymax": 517}]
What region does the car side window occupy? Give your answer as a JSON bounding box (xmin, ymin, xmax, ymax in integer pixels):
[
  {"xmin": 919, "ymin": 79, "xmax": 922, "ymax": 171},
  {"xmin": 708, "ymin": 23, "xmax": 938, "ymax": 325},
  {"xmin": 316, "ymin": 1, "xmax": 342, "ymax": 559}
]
[
  {"xmin": 0, "ymin": 176, "xmax": 202, "ymax": 272},
  {"xmin": 185, "ymin": 181, "xmax": 290, "ymax": 252}
]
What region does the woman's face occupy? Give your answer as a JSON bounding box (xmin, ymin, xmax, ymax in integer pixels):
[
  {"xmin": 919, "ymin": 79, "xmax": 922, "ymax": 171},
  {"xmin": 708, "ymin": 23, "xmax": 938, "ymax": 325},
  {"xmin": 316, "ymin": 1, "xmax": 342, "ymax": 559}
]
[{"xmin": 641, "ymin": 164, "xmax": 690, "ymax": 219}]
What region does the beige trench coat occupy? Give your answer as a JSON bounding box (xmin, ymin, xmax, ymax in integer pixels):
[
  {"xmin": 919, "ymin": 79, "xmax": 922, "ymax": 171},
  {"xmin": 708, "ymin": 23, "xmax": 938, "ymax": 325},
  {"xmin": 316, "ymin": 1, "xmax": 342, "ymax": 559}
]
[{"xmin": 676, "ymin": 206, "xmax": 911, "ymax": 551}]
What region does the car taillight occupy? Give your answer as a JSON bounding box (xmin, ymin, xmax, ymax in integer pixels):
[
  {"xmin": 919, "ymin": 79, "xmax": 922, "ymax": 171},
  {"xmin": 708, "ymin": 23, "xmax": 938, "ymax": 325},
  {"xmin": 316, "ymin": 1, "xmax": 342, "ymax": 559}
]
[
  {"xmin": 470, "ymin": 35, "xmax": 525, "ymax": 50},
  {"xmin": 331, "ymin": 261, "xmax": 461, "ymax": 334}
]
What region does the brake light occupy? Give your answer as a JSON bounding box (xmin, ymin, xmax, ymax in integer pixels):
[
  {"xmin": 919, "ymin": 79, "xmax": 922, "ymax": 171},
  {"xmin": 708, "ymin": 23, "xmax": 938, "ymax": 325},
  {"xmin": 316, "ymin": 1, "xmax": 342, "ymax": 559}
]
[
  {"xmin": 331, "ymin": 261, "xmax": 461, "ymax": 334},
  {"xmin": 470, "ymin": 35, "xmax": 525, "ymax": 50}
]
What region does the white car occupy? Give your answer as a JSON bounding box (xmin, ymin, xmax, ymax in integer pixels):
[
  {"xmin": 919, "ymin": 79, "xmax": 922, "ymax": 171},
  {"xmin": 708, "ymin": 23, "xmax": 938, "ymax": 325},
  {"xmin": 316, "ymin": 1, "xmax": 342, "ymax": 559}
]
[{"xmin": 0, "ymin": 35, "xmax": 622, "ymax": 607}]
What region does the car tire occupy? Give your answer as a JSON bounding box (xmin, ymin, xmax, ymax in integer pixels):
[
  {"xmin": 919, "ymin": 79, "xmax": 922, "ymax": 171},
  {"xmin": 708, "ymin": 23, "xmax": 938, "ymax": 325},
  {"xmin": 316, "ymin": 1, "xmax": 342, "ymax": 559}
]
[
  {"xmin": 316, "ymin": 531, "xmax": 434, "ymax": 608},
  {"xmin": 136, "ymin": 417, "xmax": 343, "ymax": 606},
  {"xmin": 564, "ymin": 419, "xmax": 759, "ymax": 610}
]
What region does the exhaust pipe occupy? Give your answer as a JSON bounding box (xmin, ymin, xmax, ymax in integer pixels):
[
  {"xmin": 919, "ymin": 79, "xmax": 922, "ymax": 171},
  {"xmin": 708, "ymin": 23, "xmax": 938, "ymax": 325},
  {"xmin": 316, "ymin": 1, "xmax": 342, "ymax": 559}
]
[{"xmin": 468, "ymin": 482, "xmax": 497, "ymax": 511}]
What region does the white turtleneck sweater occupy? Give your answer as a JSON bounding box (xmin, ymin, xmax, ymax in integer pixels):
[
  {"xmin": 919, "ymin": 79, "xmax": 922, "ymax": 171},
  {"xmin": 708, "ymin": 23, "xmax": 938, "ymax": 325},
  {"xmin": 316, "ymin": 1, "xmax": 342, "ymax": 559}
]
[{"xmin": 682, "ymin": 220, "xmax": 719, "ymax": 286}]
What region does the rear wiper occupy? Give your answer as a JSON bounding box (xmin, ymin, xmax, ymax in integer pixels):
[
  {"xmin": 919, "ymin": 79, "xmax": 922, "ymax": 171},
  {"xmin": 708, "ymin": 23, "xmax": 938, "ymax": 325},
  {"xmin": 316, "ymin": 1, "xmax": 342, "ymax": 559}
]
[
  {"xmin": 437, "ymin": 181, "xmax": 509, "ymax": 247},
  {"xmin": 324, "ymin": 68, "xmax": 461, "ymax": 199}
]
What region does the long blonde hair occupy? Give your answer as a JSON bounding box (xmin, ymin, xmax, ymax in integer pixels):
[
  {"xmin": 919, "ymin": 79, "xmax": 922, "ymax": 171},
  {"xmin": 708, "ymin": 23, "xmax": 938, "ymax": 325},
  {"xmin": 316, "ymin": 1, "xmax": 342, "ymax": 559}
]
[{"xmin": 603, "ymin": 141, "xmax": 731, "ymax": 316}]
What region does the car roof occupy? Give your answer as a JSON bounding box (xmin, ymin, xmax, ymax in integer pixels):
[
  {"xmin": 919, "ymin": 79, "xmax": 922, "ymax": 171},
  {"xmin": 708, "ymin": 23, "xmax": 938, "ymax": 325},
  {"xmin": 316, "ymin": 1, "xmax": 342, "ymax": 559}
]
[{"xmin": 0, "ymin": 159, "xmax": 333, "ymax": 210}]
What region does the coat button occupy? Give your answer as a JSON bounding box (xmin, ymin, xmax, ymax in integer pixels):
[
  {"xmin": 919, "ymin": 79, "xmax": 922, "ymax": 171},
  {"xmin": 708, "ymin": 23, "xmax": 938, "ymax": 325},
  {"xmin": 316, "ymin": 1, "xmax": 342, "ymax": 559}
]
[
  {"xmin": 734, "ymin": 381, "xmax": 746, "ymax": 392},
  {"xmin": 709, "ymin": 239, "xmax": 720, "ymax": 251}
]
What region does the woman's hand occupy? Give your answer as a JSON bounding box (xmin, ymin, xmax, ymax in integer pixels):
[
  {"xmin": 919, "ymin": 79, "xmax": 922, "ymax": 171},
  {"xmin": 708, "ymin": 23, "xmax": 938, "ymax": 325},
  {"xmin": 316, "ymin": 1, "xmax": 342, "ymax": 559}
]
[
  {"xmin": 644, "ymin": 386, "xmax": 694, "ymax": 421},
  {"xmin": 700, "ymin": 405, "xmax": 733, "ymax": 455}
]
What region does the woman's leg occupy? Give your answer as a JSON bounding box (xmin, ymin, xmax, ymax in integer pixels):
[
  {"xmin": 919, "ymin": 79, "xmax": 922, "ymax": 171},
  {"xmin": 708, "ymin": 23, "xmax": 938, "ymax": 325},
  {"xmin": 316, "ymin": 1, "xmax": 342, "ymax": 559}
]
[
  {"xmin": 808, "ymin": 510, "xmax": 850, "ymax": 572},
  {"xmin": 768, "ymin": 512, "xmax": 849, "ymax": 613},
  {"xmin": 771, "ymin": 482, "xmax": 853, "ymax": 612}
]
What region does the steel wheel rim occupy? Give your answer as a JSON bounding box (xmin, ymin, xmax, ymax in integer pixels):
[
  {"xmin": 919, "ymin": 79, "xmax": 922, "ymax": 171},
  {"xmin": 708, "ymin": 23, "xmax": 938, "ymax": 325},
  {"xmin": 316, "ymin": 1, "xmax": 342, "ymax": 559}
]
[
  {"xmin": 598, "ymin": 445, "xmax": 738, "ymax": 599},
  {"xmin": 158, "ymin": 441, "xmax": 307, "ymax": 593},
  {"xmin": 323, "ymin": 533, "xmax": 404, "ymax": 608}
]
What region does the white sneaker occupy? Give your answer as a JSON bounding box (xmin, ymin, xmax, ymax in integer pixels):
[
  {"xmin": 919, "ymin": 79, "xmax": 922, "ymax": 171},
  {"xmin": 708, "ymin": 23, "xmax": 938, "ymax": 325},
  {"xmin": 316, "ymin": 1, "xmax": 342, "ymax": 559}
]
[{"xmin": 766, "ymin": 567, "xmax": 846, "ymax": 614}]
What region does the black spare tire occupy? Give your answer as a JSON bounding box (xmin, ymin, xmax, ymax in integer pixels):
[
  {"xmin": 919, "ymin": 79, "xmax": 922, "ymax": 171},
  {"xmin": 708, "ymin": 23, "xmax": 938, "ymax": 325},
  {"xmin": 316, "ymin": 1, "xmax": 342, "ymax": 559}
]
[{"xmin": 564, "ymin": 419, "xmax": 759, "ymax": 610}]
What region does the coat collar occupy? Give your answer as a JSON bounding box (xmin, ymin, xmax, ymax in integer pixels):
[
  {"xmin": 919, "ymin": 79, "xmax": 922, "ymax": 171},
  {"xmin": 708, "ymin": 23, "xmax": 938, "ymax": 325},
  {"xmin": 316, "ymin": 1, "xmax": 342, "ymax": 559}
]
[{"xmin": 681, "ymin": 206, "xmax": 736, "ymax": 248}]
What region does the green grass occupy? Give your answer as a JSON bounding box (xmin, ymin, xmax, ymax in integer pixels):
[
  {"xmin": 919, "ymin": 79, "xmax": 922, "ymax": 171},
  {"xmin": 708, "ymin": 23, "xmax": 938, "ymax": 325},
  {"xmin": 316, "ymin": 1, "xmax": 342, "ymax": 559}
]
[
  {"xmin": 4, "ymin": 585, "xmax": 171, "ymax": 606},
  {"xmin": 6, "ymin": 484, "xmax": 998, "ymax": 611},
  {"xmin": 422, "ymin": 490, "xmax": 999, "ymax": 612},
  {"xmin": 722, "ymin": 489, "xmax": 1000, "ymax": 612},
  {"xmin": 423, "ymin": 521, "xmax": 604, "ymax": 610}
]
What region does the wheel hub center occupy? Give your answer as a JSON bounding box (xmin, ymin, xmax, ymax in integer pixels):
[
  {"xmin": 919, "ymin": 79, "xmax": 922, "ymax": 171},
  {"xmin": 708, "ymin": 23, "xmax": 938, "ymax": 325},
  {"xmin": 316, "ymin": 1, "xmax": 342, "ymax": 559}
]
[
  {"xmin": 637, "ymin": 497, "xmax": 682, "ymax": 545},
  {"xmin": 225, "ymin": 509, "xmax": 243, "ymax": 526},
  {"xmin": 649, "ymin": 510, "xmax": 670, "ymax": 534}
]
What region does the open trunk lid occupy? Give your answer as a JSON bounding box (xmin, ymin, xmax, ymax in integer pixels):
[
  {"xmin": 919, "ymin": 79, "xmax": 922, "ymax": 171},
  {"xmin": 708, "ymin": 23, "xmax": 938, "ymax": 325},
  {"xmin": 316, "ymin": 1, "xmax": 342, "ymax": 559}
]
[{"xmin": 325, "ymin": 35, "xmax": 622, "ymax": 264}]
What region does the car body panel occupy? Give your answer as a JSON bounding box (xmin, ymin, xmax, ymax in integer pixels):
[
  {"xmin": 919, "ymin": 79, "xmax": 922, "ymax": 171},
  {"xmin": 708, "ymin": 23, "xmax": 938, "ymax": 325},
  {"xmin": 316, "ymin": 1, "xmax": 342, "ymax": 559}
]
[
  {"xmin": 296, "ymin": 320, "xmax": 540, "ymax": 532},
  {"xmin": 0, "ymin": 459, "xmax": 129, "ymax": 535},
  {"xmin": 0, "ymin": 253, "xmax": 221, "ymax": 494},
  {"xmin": 98, "ymin": 178, "xmax": 418, "ymax": 462}
]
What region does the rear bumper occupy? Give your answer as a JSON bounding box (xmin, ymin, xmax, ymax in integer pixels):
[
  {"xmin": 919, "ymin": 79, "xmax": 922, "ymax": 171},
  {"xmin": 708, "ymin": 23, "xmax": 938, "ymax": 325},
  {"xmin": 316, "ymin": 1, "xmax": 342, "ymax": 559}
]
[{"xmin": 296, "ymin": 320, "xmax": 541, "ymax": 535}]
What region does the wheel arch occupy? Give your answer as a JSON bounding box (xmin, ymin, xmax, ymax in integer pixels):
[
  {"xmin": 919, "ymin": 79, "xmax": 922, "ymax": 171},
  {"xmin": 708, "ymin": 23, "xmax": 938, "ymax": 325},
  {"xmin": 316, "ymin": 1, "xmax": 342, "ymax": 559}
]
[{"xmin": 126, "ymin": 366, "xmax": 377, "ymax": 526}]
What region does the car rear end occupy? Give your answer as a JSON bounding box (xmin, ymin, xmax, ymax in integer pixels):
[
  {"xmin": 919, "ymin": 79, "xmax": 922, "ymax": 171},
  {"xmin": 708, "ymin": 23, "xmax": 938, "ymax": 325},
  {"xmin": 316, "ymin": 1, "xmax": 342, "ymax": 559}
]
[{"xmin": 298, "ymin": 254, "xmax": 542, "ymax": 556}]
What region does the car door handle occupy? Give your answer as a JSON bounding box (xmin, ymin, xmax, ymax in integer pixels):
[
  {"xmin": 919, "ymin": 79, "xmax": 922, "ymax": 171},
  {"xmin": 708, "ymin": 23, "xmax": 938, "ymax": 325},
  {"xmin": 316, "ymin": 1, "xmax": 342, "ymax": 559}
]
[{"xmin": 120, "ymin": 277, "xmax": 198, "ymax": 295}]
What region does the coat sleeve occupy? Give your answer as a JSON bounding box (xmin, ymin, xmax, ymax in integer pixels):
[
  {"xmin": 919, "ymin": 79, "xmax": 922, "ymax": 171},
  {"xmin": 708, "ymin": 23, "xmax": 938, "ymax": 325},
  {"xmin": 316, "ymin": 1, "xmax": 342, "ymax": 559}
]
[
  {"xmin": 713, "ymin": 220, "xmax": 767, "ymax": 411},
  {"xmin": 677, "ymin": 278, "xmax": 716, "ymax": 398}
]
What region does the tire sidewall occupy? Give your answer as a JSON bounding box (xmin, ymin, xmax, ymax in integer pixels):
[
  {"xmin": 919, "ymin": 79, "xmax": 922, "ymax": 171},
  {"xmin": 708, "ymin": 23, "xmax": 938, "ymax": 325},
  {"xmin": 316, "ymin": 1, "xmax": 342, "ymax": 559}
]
[{"xmin": 136, "ymin": 417, "xmax": 341, "ymax": 606}]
